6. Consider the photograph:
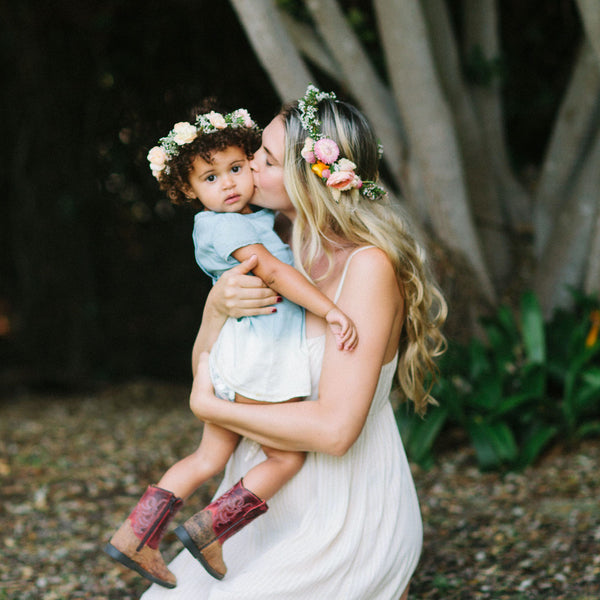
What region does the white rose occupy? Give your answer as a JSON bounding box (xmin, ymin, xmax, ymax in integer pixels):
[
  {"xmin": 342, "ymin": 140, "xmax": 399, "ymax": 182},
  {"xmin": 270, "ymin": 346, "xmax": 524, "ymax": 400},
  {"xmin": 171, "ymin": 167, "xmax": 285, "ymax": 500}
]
[
  {"xmin": 147, "ymin": 146, "xmax": 167, "ymax": 167},
  {"xmin": 336, "ymin": 158, "xmax": 357, "ymax": 172},
  {"xmin": 173, "ymin": 122, "xmax": 197, "ymax": 145}
]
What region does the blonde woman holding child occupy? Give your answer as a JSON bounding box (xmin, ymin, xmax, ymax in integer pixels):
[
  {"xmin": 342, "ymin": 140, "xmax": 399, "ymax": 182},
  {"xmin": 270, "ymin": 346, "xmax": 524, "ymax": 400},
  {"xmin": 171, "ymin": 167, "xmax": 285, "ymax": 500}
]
[
  {"xmin": 105, "ymin": 104, "xmax": 358, "ymax": 588},
  {"xmin": 139, "ymin": 86, "xmax": 447, "ymax": 600}
]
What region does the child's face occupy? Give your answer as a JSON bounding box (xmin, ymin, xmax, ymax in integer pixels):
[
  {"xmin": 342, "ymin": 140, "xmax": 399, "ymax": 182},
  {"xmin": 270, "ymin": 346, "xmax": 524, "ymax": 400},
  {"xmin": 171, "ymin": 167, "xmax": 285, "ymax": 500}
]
[{"xmin": 186, "ymin": 146, "xmax": 254, "ymax": 213}]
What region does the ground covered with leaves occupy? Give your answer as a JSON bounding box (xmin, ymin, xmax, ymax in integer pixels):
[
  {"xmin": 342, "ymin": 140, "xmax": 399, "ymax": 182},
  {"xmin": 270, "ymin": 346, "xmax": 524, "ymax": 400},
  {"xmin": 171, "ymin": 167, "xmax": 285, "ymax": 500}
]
[{"xmin": 1, "ymin": 382, "xmax": 598, "ymax": 599}]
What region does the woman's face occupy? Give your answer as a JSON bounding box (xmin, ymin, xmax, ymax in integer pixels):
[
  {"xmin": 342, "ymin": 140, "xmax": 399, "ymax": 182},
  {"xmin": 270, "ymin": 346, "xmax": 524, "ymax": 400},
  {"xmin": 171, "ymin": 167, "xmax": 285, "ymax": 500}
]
[{"xmin": 250, "ymin": 116, "xmax": 296, "ymax": 220}]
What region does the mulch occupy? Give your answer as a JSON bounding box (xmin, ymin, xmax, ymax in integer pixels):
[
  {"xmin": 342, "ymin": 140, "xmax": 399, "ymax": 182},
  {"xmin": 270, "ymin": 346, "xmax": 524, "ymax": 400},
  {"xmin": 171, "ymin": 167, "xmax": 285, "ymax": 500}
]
[{"xmin": 1, "ymin": 381, "xmax": 598, "ymax": 599}]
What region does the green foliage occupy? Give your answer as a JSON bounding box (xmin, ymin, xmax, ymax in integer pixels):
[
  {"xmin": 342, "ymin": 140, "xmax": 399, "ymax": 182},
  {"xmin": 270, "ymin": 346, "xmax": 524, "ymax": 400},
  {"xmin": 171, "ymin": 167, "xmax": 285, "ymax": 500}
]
[{"xmin": 398, "ymin": 291, "xmax": 600, "ymax": 472}]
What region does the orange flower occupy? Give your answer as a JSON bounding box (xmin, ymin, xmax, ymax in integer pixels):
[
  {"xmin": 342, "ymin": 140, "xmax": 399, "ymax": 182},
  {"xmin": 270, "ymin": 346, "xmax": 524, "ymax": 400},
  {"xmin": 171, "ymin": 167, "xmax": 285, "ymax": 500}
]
[
  {"xmin": 311, "ymin": 161, "xmax": 328, "ymax": 178},
  {"xmin": 585, "ymin": 309, "xmax": 600, "ymax": 348}
]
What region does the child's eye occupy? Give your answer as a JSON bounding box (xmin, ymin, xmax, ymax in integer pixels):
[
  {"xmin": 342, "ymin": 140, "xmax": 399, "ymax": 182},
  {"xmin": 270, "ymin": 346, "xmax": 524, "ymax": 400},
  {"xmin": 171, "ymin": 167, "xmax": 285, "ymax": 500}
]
[
  {"xmin": 206, "ymin": 174, "xmax": 216, "ymax": 183},
  {"xmin": 231, "ymin": 165, "xmax": 241, "ymax": 173}
]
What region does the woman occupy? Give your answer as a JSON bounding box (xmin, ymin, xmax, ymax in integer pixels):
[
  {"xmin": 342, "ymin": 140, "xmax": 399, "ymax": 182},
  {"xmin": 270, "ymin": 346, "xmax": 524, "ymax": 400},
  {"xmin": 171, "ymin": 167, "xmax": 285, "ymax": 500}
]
[{"xmin": 142, "ymin": 87, "xmax": 446, "ymax": 599}]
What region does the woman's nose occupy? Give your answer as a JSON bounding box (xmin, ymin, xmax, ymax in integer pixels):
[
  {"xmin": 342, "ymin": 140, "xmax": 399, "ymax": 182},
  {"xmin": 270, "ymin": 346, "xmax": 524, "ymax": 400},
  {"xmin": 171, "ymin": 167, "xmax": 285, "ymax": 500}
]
[{"xmin": 249, "ymin": 149, "xmax": 261, "ymax": 173}]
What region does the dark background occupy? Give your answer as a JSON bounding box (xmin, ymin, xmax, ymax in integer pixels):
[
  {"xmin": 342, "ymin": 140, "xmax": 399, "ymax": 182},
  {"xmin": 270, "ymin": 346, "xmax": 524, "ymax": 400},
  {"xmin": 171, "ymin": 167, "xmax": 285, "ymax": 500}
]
[{"xmin": 0, "ymin": 0, "xmax": 581, "ymax": 390}]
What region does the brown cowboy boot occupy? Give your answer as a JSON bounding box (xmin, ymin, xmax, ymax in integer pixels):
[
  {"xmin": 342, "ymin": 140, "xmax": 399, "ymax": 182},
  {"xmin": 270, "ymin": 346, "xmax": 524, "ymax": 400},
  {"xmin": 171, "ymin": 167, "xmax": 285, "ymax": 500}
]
[
  {"xmin": 105, "ymin": 485, "xmax": 183, "ymax": 588},
  {"xmin": 174, "ymin": 479, "xmax": 268, "ymax": 580}
]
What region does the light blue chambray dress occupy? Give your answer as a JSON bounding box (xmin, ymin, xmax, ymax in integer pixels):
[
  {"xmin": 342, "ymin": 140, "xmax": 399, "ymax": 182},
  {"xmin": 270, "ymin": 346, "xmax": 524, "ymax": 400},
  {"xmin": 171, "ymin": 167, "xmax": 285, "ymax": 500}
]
[{"xmin": 193, "ymin": 209, "xmax": 310, "ymax": 402}]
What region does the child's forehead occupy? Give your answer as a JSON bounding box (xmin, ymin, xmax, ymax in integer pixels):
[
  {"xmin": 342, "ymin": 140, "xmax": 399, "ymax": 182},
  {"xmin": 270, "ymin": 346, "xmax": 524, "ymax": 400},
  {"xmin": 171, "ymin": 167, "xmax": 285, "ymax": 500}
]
[{"xmin": 197, "ymin": 145, "xmax": 247, "ymax": 166}]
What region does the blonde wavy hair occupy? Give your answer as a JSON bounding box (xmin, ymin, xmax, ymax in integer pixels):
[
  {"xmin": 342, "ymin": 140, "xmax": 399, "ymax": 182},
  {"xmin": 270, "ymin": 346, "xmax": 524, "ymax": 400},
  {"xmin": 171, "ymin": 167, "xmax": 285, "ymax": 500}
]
[{"xmin": 280, "ymin": 99, "xmax": 447, "ymax": 415}]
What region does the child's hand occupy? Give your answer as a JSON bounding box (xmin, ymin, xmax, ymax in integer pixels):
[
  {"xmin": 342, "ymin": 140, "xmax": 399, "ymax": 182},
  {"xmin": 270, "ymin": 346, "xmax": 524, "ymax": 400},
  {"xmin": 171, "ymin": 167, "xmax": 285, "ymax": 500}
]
[{"xmin": 325, "ymin": 307, "xmax": 358, "ymax": 351}]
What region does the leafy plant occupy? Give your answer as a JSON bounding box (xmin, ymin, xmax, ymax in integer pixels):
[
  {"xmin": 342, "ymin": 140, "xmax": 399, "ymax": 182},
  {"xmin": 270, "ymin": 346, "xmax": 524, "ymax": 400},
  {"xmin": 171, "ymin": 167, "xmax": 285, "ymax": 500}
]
[{"xmin": 397, "ymin": 291, "xmax": 600, "ymax": 472}]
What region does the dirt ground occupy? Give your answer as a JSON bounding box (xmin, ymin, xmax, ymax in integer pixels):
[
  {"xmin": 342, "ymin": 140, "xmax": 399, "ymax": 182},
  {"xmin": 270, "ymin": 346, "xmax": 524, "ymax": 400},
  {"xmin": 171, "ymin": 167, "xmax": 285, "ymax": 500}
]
[{"xmin": 1, "ymin": 381, "xmax": 598, "ymax": 599}]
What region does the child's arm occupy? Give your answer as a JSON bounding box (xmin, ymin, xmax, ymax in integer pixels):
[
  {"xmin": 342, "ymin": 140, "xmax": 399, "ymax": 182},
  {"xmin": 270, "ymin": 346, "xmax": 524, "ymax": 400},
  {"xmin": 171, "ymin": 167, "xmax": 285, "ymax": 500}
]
[{"xmin": 232, "ymin": 244, "xmax": 358, "ymax": 351}]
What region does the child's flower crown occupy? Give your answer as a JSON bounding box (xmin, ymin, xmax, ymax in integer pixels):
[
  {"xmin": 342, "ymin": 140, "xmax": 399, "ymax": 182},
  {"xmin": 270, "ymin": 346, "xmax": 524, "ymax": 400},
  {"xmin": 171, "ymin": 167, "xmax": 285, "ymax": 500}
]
[
  {"xmin": 298, "ymin": 85, "xmax": 386, "ymax": 202},
  {"xmin": 147, "ymin": 109, "xmax": 259, "ymax": 179}
]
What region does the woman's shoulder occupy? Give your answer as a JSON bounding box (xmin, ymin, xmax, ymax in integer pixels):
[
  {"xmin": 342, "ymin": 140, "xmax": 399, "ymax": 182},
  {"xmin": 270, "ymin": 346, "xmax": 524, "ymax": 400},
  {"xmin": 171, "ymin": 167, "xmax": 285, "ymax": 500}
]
[
  {"xmin": 346, "ymin": 246, "xmax": 394, "ymax": 276},
  {"xmin": 339, "ymin": 246, "xmax": 399, "ymax": 299}
]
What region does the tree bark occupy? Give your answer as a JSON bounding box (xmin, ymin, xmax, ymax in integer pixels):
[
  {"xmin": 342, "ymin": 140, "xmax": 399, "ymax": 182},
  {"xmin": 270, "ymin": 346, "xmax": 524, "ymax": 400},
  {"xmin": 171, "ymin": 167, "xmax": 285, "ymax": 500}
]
[
  {"xmin": 277, "ymin": 9, "xmax": 340, "ymax": 81},
  {"xmin": 462, "ymin": 0, "xmax": 531, "ymax": 231},
  {"xmin": 534, "ymin": 127, "xmax": 600, "ymax": 316},
  {"xmin": 374, "ymin": 0, "xmax": 495, "ymax": 303},
  {"xmin": 576, "ymin": 0, "xmax": 600, "ymax": 66},
  {"xmin": 229, "ymin": 0, "xmax": 313, "ymax": 101},
  {"xmin": 585, "ymin": 207, "xmax": 600, "ymax": 295},
  {"xmin": 533, "ymin": 40, "xmax": 600, "ymax": 258},
  {"xmin": 422, "ymin": 0, "xmax": 511, "ymax": 288}
]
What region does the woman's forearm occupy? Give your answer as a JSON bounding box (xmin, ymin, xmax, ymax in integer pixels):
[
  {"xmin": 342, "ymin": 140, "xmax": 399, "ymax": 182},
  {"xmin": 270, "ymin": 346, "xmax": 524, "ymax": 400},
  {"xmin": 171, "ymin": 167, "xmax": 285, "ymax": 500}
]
[{"xmin": 190, "ymin": 375, "xmax": 348, "ymax": 455}]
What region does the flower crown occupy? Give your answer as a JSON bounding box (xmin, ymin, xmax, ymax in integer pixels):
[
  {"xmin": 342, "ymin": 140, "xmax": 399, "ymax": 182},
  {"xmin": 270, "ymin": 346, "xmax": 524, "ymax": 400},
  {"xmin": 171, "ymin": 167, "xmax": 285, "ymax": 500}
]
[
  {"xmin": 298, "ymin": 85, "xmax": 386, "ymax": 202},
  {"xmin": 147, "ymin": 109, "xmax": 259, "ymax": 179}
]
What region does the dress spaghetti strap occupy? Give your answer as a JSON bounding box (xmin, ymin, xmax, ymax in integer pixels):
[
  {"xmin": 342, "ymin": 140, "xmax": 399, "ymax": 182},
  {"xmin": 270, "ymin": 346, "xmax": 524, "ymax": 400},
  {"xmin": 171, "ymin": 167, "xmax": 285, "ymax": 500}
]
[{"xmin": 334, "ymin": 246, "xmax": 376, "ymax": 303}]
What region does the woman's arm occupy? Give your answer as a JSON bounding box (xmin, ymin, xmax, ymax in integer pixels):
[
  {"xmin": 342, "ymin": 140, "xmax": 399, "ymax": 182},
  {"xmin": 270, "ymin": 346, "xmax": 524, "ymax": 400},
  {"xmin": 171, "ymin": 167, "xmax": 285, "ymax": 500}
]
[
  {"xmin": 191, "ymin": 249, "xmax": 401, "ymax": 454},
  {"xmin": 191, "ymin": 255, "xmax": 280, "ymax": 375},
  {"xmin": 232, "ymin": 244, "xmax": 357, "ymax": 350}
]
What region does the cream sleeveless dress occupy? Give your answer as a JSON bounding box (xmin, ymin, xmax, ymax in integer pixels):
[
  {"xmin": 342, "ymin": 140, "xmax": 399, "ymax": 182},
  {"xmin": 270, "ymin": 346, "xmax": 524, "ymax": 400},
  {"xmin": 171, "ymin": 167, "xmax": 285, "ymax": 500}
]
[{"xmin": 141, "ymin": 247, "xmax": 423, "ymax": 600}]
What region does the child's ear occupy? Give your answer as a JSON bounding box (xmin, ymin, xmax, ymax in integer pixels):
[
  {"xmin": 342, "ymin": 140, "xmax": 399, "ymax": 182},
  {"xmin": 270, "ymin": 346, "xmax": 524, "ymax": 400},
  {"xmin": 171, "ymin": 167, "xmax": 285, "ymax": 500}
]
[{"xmin": 182, "ymin": 184, "xmax": 197, "ymax": 200}]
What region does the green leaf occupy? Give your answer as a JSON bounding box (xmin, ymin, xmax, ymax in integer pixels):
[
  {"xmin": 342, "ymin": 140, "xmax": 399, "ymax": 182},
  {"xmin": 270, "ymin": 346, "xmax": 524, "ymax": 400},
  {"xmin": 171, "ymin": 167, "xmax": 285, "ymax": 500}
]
[
  {"xmin": 582, "ymin": 367, "xmax": 600, "ymax": 390},
  {"xmin": 520, "ymin": 291, "xmax": 545, "ymax": 364},
  {"xmin": 408, "ymin": 407, "xmax": 449, "ymax": 464},
  {"xmin": 468, "ymin": 373, "xmax": 502, "ymax": 411},
  {"xmin": 574, "ymin": 421, "xmax": 600, "ymax": 439},
  {"xmin": 468, "ymin": 421, "xmax": 517, "ymax": 470},
  {"xmin": 396, "ymin": 406, "xmax": 449, "ymax": 467},
  {"xmin": 515, "ymin": 425, "xmax": 558, "ymax": 470}
]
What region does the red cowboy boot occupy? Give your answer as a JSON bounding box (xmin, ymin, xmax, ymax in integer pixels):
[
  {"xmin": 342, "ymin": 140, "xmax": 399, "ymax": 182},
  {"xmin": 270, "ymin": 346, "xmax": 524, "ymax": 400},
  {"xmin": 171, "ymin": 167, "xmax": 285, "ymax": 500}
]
[
  {"xmin": 174, "ymin": 479, "xmax": 268, "ymax": 579},
  {"xmin": 105, "ymin": 485, "xmax": 183, "ymax": 588}
]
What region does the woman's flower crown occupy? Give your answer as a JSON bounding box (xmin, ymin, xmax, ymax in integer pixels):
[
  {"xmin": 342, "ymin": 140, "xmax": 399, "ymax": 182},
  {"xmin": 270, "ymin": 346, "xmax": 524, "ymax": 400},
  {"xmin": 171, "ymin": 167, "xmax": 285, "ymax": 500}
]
[
  {"xmin": 298, "ymin": 85, "xmax": 386, "ymax": 202},
  {"xmin": 147, "ymin": 109, "xmax": 259, "ymax": 179}
]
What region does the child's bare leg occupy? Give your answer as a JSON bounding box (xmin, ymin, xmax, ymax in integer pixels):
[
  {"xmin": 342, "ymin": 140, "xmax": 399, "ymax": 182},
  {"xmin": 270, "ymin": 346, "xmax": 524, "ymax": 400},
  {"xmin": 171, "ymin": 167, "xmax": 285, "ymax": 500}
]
[
  {"xmin": 242, "ymin": 446, "xmax": 306, "ymax": 500},
  {"xmin": 156, "ymin": 423, "xmax": 239, "ymax": 500},
  {"xmin": 232, "ymin": 392, "xmax": 306, "ymax": 500}
]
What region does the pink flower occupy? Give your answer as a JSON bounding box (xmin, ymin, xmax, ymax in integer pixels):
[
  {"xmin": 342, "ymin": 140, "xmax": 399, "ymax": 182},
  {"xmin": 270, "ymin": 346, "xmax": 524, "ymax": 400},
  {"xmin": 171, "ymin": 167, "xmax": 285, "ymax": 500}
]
[
  {"xmin": 327, "ymin": 170, "xmax": 360, "ymax": 191},
  {"xmin": 233, "ymin": 109, "xmax": 254, "ymax": 128},
  {"xmin": 322, "ymin": 169, "xmax": 331, "ymax": 179},
  {"xmin": 207, "ymin": 111, "xmax": 227, "ymax": 129},
  {"xmin": 301, "ymin": 138, "xmax": 316, "ymax": 163},
  {"xmin": 314, "ymin": 138, "xmax": 339, "ymax": 164}
]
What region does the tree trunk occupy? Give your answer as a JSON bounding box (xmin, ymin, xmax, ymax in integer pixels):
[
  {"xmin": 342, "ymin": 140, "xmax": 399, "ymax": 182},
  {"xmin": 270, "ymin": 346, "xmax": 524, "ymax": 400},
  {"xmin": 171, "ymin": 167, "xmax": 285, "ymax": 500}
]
[
  {"xmin": 576, "ymin": 0, "xmax": 600, "ymax": 66},
  {"xmin": 422, "ymin": 0, "xmax": 511, "ymax": 289},
  {"xmin": 462, "ymin": 0, "xmax": 531, "ymax": 231},
  {"xmin": 534, "ymin": 128, "xmax": 600, "ymax": 316},
  {"xmin": 229, "ymin": 0, "xmax": 313, "ymax": 101},
  {"xmin": 533, "ymin": 41, "xmax": 600, "ymax": 257},
  {"xmin": 374, "ymin": 0, "xmax": 495, "ymax": 303},
  {"xmin": 585, "ymin": 208, "xmax": 600, "ymax": 295},
  {"xmin": 277, "ymin": 9, "xmax": 339, "ymax": 81}
]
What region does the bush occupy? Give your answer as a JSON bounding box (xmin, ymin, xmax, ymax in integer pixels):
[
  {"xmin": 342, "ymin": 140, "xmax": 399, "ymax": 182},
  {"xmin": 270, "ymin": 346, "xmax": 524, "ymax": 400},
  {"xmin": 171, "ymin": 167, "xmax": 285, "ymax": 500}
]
[{"xmin": 397, "ymin": 291, "xmax": 600, "ymax": 471}]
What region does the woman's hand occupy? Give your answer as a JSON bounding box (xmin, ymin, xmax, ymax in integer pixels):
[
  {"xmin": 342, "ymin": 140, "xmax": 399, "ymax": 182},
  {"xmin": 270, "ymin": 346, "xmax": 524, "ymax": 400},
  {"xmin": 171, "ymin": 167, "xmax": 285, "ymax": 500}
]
[
  {"xmin": 192, "ymin": 255, "xmax": 280, "ymax": 375},
  {"xmin": 210, "ymin": 255, "xmax": 280, "ymax": 319}
]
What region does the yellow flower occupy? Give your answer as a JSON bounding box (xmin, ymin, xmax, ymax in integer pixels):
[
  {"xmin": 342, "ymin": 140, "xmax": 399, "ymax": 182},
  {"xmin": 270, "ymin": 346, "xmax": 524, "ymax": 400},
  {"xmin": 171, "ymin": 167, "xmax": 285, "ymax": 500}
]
[
  {"xmin": 585, "ymin": 309, "xmax": 600, "ymax": 348},
  {"xmin": 311, "ymin": 161, "xmax": 328, "ymax": 178}
]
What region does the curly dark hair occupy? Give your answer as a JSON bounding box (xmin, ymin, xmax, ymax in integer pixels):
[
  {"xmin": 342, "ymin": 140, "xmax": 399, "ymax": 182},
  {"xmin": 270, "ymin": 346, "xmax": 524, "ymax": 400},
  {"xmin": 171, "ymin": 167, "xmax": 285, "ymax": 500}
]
[{"xmin": 155, "ymin": 105, "xmax": 261, "ymax": 208}]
